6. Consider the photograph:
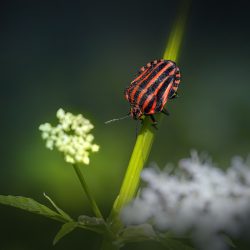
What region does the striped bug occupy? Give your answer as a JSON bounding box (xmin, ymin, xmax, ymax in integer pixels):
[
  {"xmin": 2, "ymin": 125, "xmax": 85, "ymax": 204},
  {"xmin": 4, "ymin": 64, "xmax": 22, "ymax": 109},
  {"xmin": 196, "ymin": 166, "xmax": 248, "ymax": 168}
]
[
  {"xmin": 105, "ymin": 59, "xmax": 181, "ymax": 127},
  {"xmin": 124, "ymin": 59, "xmax": 181, "ymax": 126}
]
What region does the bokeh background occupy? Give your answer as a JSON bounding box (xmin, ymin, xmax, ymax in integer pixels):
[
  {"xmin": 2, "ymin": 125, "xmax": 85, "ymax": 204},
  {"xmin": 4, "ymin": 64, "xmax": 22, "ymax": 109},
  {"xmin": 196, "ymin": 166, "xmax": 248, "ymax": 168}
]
[{"xmin": 1, "ymin": 0, "xmax": 250, "ymax": 249}]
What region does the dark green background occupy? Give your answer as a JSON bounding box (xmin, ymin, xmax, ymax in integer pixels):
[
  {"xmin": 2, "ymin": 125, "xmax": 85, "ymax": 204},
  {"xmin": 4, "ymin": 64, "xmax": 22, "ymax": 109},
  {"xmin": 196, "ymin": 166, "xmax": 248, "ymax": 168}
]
[{"xmin": 1, "ymin": 0, "xmax": 250, "ymax": 249}]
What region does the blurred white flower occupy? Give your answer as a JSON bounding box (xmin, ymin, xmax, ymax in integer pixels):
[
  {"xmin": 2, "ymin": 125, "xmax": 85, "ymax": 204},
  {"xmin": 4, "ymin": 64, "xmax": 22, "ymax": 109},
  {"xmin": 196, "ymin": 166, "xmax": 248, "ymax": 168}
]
[
  {"xmin": 39, "ymin": 108, "xmax": 99, "ymax": 165},
  {"xmin": 121, "ymin": 151, "xmax": 250, "ymax": 250}
]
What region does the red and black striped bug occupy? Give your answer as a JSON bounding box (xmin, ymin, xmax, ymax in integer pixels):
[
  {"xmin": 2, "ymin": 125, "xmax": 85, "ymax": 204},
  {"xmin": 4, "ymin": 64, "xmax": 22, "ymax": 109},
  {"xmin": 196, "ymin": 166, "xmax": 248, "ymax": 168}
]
[
  {"xmin": 104, "ymin": 59, "xmax": 181, "ymax": 126},
  {"xmin": 124, "ymin": 59, "xmax": 181, "ymax": 126}
]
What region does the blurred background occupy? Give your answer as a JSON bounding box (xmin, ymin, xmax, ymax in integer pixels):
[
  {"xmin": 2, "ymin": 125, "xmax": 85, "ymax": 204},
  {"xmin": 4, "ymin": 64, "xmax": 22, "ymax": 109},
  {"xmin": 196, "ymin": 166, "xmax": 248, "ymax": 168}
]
[{"xmin": 1, "ymin": 0, "xmax": 250, "ymax": 249}]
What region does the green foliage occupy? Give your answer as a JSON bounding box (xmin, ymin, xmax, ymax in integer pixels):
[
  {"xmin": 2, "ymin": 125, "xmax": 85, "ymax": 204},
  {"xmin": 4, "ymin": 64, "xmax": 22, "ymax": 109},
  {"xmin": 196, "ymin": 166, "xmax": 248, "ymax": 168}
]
[
  {"xmin": 78, "ymin": 215, "xmax": 107, "ymax": 234},
  {"xmin": 53, "ymin": 221, "xmax": 78, "ymax": 245},
  {"xmin": 0, "ymin": 195, "xmax": 70, "ymax": 223},
  {"xmin": 222, "ymin": 234, "xmax": 236, "ymax": 248},
  {"xmin": 158, "ymin": 237, "xmax": 195, "ymax": 250},
  {"xmin": 115, "ymin": 224, "xmax": 157, "ymax": 246},
  {"xmin": 114, "ymin": 225, "xmax": 194, "ymax": 250},
  {"xmin": 43, "ymin": 193, "xmax": 73, "ymax": 222},
  {"xmin": 78, "ymin": 214, "xmax": 105, "ymax": 226},
  {"xmin": 0, "ymin": 195, "xmax": 112, "ymax": 244}
]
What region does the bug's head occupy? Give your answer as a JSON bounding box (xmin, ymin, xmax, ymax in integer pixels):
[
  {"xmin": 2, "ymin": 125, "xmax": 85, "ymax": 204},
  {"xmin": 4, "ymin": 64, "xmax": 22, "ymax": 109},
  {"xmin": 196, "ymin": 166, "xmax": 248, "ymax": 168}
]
[{"xmin": 130, "ymin": 105, "xmax": 143, "ymax": 120}]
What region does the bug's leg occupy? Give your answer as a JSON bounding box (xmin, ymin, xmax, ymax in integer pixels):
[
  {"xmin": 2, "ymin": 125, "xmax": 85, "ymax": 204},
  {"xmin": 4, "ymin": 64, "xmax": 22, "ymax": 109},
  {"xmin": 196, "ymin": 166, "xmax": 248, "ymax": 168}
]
[
  {"xmin": 162, "ymin": 108, "xmax": 170, "ymax": 116},
  {"xmin": 169, "ymin": 92, "xmax": 179, "ymax": 99},
  {"xmin": 150, "ymin": 115, "xmax": 157, "ymax": 124},
  {"xmin": 150, "ymin": 115, "xmax": 158, "ymax": 129},
  {"xmin": 173, "ymin": 92, "xmax": 179, "ymax": 98}
]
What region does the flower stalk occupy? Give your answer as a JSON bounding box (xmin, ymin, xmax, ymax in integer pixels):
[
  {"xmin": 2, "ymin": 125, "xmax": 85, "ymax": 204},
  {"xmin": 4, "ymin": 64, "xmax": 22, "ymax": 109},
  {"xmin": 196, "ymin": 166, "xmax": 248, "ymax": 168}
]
[
  {"xmin": 73, "ymin": 164, "xmax": 104, "ymax": 219},
  {"xmin": 39, "ymin": 108, "xmax": 103, "ymax": 218},
  {"xmin": 107, "ymin": 121, "xmax": 155, "ymax": 229}
]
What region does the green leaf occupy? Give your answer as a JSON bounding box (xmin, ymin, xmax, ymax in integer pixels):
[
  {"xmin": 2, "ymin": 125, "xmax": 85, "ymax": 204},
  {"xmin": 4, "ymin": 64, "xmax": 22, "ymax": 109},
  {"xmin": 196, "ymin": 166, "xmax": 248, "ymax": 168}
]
[
  {"xmin": 0, "ymin": 195, "xmax": 67, "ymax": 223},
  {"xmin": 121, "ymin": 224, "xmax": 156, "ymax": 242},
  {"xmin": 78, "ymin": 215, "xmax": 106, "ymax": 234},
  {"xmin": 43, "ymin": 193, "xmax": 72, "ymax": 222},
  {"xmin": 159, "ymin": 237, "xmax": 194, "ymax": 250},
  {"xmin": 115, "ymin": 224, "xmax": 157, "ymax": 247},
  {"xmin": 78, "ymin": 215, "xmax": 105, "ymax": 226},
  {"xmin": 222, "ymin": 234, "xmax": 236, "ymax": 248},
  {"xmin": 53, "ymin": 221, "xmax": 78, "ymax": 245}
]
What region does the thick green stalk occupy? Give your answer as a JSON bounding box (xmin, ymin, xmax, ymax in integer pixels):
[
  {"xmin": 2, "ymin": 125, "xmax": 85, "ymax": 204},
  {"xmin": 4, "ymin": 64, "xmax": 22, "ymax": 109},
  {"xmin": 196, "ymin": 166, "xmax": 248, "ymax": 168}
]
[
  {"xmin": 110, "ymin": 0, "xmax": 190, "ymax": 222},
  {"xmin": 73, "ymin": 164, "xmax": 103, "ymax": 219},
  {"xmin": 107, "ymin": 121, "xmax": 155, "ymax": 227},
  {"xmin": 102, "ymin": 1, "xmax": 191, "ymax": 249},
  {"xmin": 163, "ymin": 0, "xmax": 190, "ymax": 62}
]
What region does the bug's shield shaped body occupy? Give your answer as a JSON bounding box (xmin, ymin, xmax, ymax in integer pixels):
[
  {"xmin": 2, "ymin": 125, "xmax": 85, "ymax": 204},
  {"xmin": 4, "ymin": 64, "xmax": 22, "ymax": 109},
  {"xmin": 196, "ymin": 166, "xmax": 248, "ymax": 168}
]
[{"xmin": 124, "ymin": 59, "xmax": 181, "ymax": 121}]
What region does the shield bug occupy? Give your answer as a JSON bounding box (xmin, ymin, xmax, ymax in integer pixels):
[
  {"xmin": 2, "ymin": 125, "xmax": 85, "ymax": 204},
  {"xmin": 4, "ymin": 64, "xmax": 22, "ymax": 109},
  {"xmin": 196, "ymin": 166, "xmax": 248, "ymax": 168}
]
[
  {"xmin": 105, "ymin": 59, "xmax": 181, "ymax": 126},
  {"xmin": 124, "ymin": 59, "xmax": 181, "ymax": 125}
]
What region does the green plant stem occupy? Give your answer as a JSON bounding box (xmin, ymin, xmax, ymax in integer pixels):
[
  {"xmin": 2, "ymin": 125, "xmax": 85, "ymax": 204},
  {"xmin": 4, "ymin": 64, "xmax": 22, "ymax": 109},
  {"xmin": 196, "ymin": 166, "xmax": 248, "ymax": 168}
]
[
  {"xmin": 110, "ymin": 0, "xmax": 190, "ymax": 226},
  {"xmin": 163, "ymin": 0, "xmax": 191, "ymax": 62},
  {"xmin": 73, "ymin": 164, "xmax": 103, "ymax": 219},
  {"xmin": 102, "ymin": 1, "xmax": 191, "ymax": 249},
  {"xmin": 107, "ymin": 121, "xmax": 155, "ymax": 230}
]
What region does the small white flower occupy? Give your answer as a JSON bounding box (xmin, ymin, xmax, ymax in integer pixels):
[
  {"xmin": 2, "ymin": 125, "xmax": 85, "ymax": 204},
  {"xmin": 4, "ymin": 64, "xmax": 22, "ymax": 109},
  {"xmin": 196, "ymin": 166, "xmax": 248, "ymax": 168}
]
[
  {"xmin": 56, "ymin": 108, "xmax": 65, "ymax": 119},
  {"xmin": 121, "ymin": 151, "xmax": 250, "ymax": 250},
  {"xmin": 83, "ymin": 156, "xmax": 90, "ymax": 165},
  {"xmin": 92, "ymin": 144, "xmax": 99, "ymax": 152},
  {"xmin": 39, "ymin": 108, "xmax": 99, "ymax": 165},
  {"xmin": 45, "ymin": 139, "xmax": 54, "ymax": 150},
  {"xmin": 65, "ymin": 155, "xmax": 75, "ymax": 164}
]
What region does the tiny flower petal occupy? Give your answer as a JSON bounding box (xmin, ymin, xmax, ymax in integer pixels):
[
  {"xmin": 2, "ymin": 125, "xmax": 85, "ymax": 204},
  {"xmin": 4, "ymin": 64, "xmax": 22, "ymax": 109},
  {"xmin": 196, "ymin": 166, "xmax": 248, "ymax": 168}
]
[
  {"xmin": 92, "ymin": 144, "xmax": 99, "ymax": 152},
  {"xmin": 83, "ymin": 156, "xmax": 90, "ymax": 165},
  {"xmin": 46, "ymin": 140, "xmax": 54, "ymax": 150},
  {"xmin": 56, "ymin": 108, "xmax": 65, "ymax": 119},
  {"xmin": 39, "ymin": 123, "xmax": 52, "ymax": 132},
  {"xmin": 65, "ymin": 155, "xmax": 75, "ymax": 164}
]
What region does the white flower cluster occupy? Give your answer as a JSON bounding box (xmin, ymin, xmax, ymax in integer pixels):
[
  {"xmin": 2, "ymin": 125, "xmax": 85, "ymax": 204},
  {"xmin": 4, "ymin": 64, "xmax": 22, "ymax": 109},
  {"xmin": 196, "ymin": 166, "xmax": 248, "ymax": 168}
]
[
  {"xmin": 121, "ymin": 151, "xmax": 250, "ymax": 250},
  {"xmin": 39, "ymin": 108, "xmax": 99, "ymax": 165}
]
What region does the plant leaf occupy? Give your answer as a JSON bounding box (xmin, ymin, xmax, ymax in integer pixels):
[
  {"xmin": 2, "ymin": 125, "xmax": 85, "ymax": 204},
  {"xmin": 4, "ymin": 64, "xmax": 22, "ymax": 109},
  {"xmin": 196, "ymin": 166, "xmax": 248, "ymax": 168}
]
[
  {"xmin": 78, "ymin": 215, "xmax": 105, "ymax": 226},
  {"xmin": 159, "ymin": 237, "xmax": 194, "ymax": 250},
  {"xmin": 78, "ymin": 215, "xmax": 106, "ymax": 234},
  {"xmin": 43, "ymin": 193, "xmax": 72, "ymax": 222},
  {"xmin": 222, "ymin": 234, "xmax": 236, "ymax": 248},
  {"xmin": 114, "ymin": 224, "xmax": 157, "ymax": 247},
  {"xmin": 53, "ymin": 221, "xmax": 78, "ymax": 245},
  {"xmin": 121, "ymin": 224, "xmax": 156, "ymax": 241},
  {"xmin": 0, "ymin": 195, "xmax": 67, "ymax": 222}
]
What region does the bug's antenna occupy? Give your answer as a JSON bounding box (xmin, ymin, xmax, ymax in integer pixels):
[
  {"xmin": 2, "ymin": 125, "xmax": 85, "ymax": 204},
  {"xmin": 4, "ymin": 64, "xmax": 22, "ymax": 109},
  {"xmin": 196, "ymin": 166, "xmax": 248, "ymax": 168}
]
[{"xmin": 105, "ymin": 114, "xmax": 130, "ymax": 124}]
